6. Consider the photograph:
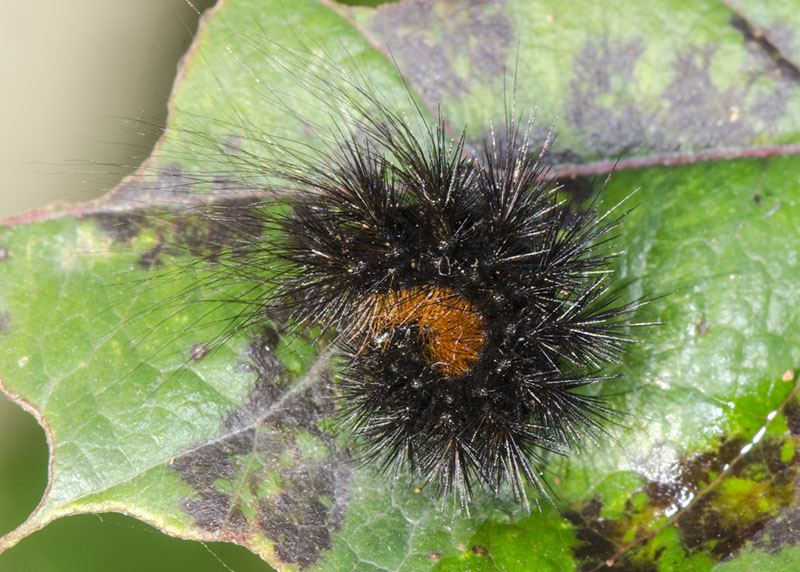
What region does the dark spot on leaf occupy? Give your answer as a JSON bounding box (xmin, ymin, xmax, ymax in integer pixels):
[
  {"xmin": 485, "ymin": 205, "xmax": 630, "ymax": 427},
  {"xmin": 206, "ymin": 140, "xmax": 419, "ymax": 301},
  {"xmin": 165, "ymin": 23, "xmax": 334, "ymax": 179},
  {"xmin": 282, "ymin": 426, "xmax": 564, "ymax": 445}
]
[
  {"xmin": 172, "ymin": 439, "xmax": 251, "ymax": 533},
  {"xmin": 785, "ymin": 399, "xmax": 800, "ymax": 436},
  {"xmin": 680, "ymin": 496, "xmax": 771, "ymax": 558},
  {"xmin": 567, "ymin": 30, "xmax": 798, "ymax": 161},
  {"xmin": 726, "ymin": 16, "xmax": 800, "ymax": 129},
  {"xmin": 580, "ymin": 497, "xmax": 602, "ymax": 519},
  {"xmin": 368, "ymin": 0, "xmax": 512, "ymax": 103},
  {"xmin": 171, "ymin": 327, "xmax": 352, "ymax": 569},
  {"xmin": 696, "ymin": 320, "xmax": 711, "ymax": 336},
  {"xmin": 93, "ymin": 190, "xmax": 267, "ymax": 266},
  {"xmin": 568, "ymin": 37, "xmax": 648, "ymax": 159},
  {"xmin": 567, "ymin": 427, "xmax": 800, "ymax": 569},
  {"xmin": 122, "ymin": 197, "xmax": 265, "ymax": 268},
  {"xmin": 753, "ymin": 193, "xmax": 762, "ymax": 205},
  {"xmin": 757, "ymin": 19, "xmax": 800, "ymax": 69},
  {"xmin": 137, "ymin": 228, "xmax": 166, "ymax": 269},
  {"xmin": 109, "ymin": 164, "xmax": 196, "ymax": 204},
  {"xmin": 729, "ymin": 16, "xmax": 800, "ymax": 80},
  {"xmin": 471, "ymin": 545, "xmax": 488, "ymax": 556},
  {"xmin": 258, "ymin": 460, "xmax": 350, "ymax": 568},
  {"xmin": 563, "ymin": 508, "xmax": 619, "ymax": 568},
  {"xmin": 168, "ymin": 202, "xmax": 264, "ymax": 262},
  {"xmin": 172, "ymin": 443, "xmax": 237, "ymax": 489},
  {"xmin": 182, "ymin": 490, "xmax": 248, "ymax": 532},
  {"xmin": 748, "ymin": 472, "xmax": 800, "ymax": 554},
  {"xmin": 190, "ymin": 343, "xmax": 209, "ymax": 361},
  {"xmin": 651, "ymin": 47, "xmax": 753, "ymax": 149},
  {"xmin": 645, "ymin": 481, "xmax": 685, "ymax": 511},
  {"xmin": 426, "ymin": 551, "xmax": 442, "ymax": 560},
  {"xmin": 94, "ymin": 213, "xmax": 149, "ymax": 244}
]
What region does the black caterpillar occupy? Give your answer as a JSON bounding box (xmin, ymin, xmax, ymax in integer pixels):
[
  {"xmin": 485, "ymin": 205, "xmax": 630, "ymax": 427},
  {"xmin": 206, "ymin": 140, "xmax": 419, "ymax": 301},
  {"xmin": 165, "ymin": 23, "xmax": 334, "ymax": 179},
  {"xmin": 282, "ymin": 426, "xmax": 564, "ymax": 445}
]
[{"xmin": 240, "ymin": 90, "xmax": 648, "ymax": 506}]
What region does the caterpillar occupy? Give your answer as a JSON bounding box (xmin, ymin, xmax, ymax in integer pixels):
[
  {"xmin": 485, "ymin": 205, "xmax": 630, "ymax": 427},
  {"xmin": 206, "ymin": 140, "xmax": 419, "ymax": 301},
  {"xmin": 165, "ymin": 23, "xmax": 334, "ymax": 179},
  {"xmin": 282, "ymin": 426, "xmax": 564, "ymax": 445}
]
[{"xmin": 162, "ymin": 46, "xmax": 649, "ymax": 506}]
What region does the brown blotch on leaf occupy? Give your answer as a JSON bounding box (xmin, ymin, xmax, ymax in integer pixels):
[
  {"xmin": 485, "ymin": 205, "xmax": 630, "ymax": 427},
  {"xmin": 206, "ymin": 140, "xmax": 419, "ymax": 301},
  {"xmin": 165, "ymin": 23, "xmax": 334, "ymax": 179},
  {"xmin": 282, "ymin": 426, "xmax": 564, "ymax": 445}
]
[
  {"xmin": 471, "ymin": 545, "xmax": 489, "ymax": 556},
  {"xmin": 784, "ymin": 399, "xmax": 800, "ymax": 436},
  {"xmin": 172, "ymin": 443, "xmax": 238, "ymax": 489},
  {"xmin": 567, "ymin": 430, "xmax": 800, "ymax": 570},
  {"xmin": 563, "ymin": 505, "xmax": 625, "ymax": 569},
  {"xmin": 172, "ymin": 328, "xmax": 352, "ymax": 569},
  {"xmin": 258, "ymin": 461, "xmax": 349, "ymax": 569},
  {"xmin": 190, "ymin": 343, "xmax": 210, "ymax": 361},
  {"xmin": 93, "ymin": 212, "xmax": 149, "ymax": 244},
  {"xmin": 729, "ymin": 16, "xmax": 800, "ymax": 82},
  {"xmin": 182, "ymin": 490, "xmax": 247, "ymax": 532},
  {"xmin": 96, "ymin": 196, "xmax": 266, "ymax": 268},
  {"xmin": 367, "ymin": 0, "xmax": 512, "ymax": 104}
]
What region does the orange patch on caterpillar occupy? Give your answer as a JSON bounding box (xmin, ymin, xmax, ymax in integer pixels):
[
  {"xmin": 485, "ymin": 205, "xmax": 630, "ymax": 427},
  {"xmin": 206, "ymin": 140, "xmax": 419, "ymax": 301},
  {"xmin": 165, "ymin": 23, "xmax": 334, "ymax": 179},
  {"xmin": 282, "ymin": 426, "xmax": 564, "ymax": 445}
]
[{"xmin": 366, "ymin": 286, "xmax": 486, "ymax": 378}]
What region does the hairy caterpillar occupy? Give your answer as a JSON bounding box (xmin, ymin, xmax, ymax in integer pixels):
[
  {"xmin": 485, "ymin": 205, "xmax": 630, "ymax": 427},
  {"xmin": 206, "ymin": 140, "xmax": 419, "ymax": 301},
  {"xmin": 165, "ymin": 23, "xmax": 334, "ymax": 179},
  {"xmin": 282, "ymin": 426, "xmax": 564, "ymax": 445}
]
[
  {"xmin": 131, "ymin": 26, "xmax": 649, "ymax": 507},
  {"xmin": 269, "ymin": 105, "xmax": 646, "ymax": 504}
]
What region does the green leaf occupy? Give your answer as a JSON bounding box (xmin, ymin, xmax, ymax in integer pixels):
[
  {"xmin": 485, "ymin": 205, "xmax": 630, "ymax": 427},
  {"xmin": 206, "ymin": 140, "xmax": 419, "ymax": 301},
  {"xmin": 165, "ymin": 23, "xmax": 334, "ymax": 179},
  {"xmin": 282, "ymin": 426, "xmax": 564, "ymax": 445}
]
[{"xmin": 3, "ymin": 0, "xmax": 800, "ymax": 570}]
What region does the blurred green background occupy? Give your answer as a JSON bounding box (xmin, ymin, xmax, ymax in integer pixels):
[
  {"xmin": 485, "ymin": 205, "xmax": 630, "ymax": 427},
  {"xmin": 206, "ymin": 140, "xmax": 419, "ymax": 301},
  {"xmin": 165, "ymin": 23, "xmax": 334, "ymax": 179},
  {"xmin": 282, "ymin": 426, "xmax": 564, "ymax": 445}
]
[{"xmin": 0, "ymin": 1, "xmax": 271, "ymax": 570}]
